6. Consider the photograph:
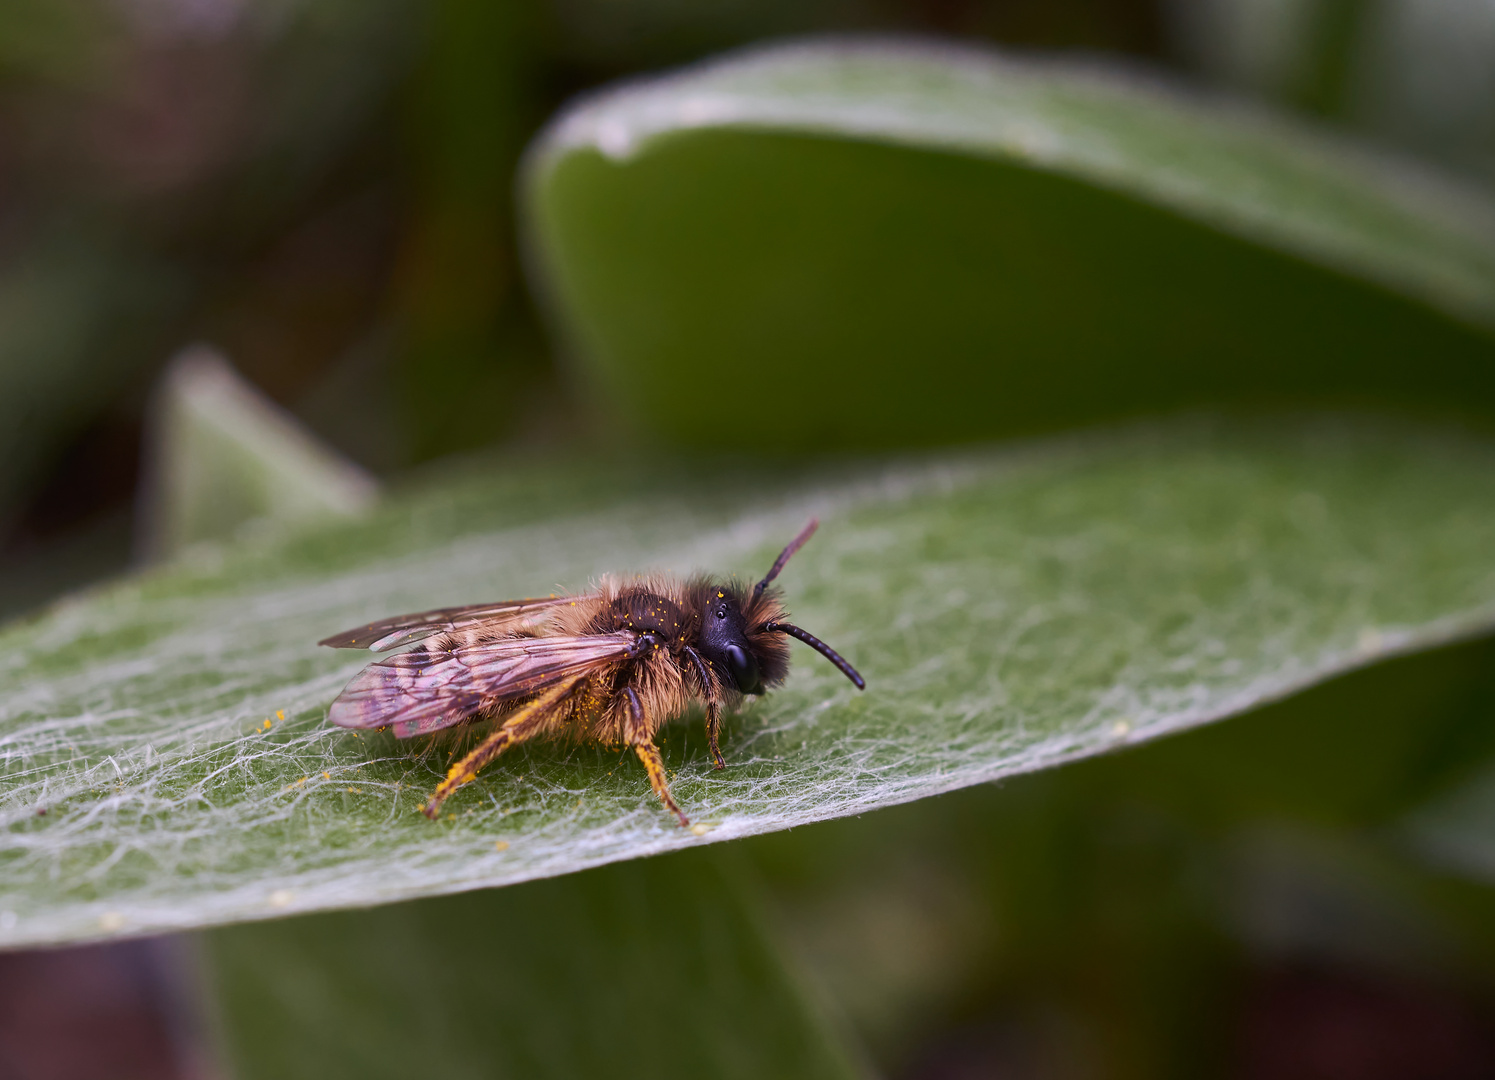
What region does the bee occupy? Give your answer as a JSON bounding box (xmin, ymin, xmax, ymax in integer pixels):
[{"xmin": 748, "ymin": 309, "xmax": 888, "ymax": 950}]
[{"xmin": 319, "ymin": 520, "xmax": 864, "ymax": 825}]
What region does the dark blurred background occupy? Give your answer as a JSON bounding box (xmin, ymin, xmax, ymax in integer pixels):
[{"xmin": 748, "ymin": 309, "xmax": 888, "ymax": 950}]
[{"xmin": 3, "ymin": 1, "xmax": 1494, "ymax": 1076}]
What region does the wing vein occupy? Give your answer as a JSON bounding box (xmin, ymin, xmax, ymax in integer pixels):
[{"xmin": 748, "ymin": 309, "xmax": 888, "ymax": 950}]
[{"xmin": 318, "ymin": 594, "xmax": 597, "ymax": 651}]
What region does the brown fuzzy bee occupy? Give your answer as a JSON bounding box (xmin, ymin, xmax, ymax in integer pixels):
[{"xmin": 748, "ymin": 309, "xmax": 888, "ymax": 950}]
[{"xmin": 319, "ymin": 521, "xmax": 864, "ymax": 824}]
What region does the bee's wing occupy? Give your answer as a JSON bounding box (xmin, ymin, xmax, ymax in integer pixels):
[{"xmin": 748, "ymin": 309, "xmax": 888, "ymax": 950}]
[
  {"xmin": 318, "ymin": 595, "xmax": 594, "ymax": 652},
  {"xmin": 327, "ymin": 631, "xmax": 636, "ymax": 738}
]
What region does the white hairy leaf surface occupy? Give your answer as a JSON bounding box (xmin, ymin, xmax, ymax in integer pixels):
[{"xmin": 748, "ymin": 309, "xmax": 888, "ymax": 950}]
[{"xmin": 4, "ymin": 417, "xmax": 1495, "ymax": 947}]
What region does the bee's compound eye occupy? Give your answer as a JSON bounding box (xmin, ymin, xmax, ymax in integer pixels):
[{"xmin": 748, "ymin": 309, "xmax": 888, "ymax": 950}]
[{"xmin": 724, "ymin": 643, "xmax": 762, "ymax": 695}]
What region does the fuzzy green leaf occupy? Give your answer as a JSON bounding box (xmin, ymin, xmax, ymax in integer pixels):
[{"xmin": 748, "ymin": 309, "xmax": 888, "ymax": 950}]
[
  {"xmin": 522, "ymin": 40, "xmax": 1495, "ymax": 450},
  {"xmin": 4, "ymin": 418, "xmax": 1495, "ymax": 947}
]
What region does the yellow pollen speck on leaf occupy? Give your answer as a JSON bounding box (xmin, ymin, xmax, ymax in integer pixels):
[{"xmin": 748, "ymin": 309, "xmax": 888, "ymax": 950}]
[
  {"xmin": 494, "ymin": 840, "xmax": 509, "ymax": 851},
  {"xmin": 322, "ymin": 772, "xmax": 331, "ymax": 780},
  {"xmin": 276, "ymin": 710, "xmax": 285, "ymax": 721},
  {"xmin": 261, "ymin": 719, "xmax": 272, "ymax": 730}
]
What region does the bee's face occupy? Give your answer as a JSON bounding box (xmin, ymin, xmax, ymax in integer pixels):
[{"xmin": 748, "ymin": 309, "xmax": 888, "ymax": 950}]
[{"xmin": 697, "ymin": 587, "xmax": 764, "ymax": 694}]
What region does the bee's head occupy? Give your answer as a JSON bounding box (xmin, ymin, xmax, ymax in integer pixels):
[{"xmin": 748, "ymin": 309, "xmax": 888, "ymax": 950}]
[
  {"xmin": 696, "ymin": 586, "xmax": 768, "ymax": 694},
  {"xmin": 691, "ymin": 520, "xmax": 864, "ymax": 697}
]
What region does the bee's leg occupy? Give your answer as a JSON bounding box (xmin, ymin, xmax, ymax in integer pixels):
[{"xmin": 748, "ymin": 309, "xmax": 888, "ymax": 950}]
[
  {"xmin": 624, "ymin": 686, "xmax": 690, "ymax": 827},
  {"xmin": 422, "ymin": 679, "xmax": 576, "ymax": 819},
  {"xmin": 703, "ymin": 704, "xmax": 725, "ymax": 772},
  {"xmin": 683, "ymin": 646, "xmax": 727, "ymax": 771},
  {"xmin": 633, "ymin": 742, "xmax": 688, "ymax": 827}
]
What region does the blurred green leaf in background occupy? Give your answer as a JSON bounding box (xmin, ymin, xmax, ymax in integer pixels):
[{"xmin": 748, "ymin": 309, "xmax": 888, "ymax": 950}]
[
  {"xmin": 5, "ymin": 2, "xmax": 1495, "ymax": 1078},
  {"xmin": 522, "ymin": 40, "xmax": 1495, "ymax": 450}
]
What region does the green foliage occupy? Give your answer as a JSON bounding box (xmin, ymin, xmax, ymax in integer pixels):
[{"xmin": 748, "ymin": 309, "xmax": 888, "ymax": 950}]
[
  {"xmin": 523, "ymin": 41, "xmax": 1495, "ymax": 450},
  {"xmin": 10, "ymin": 30, "xmax": 1495, "ymax": 1077},
  {"xmin": 140, "ymin": 349, "xmax": 378, "ymax": 561},
  {"xmin": 208, "ymin": 850, "xmax": 863, "ymax": 1080},
  {"xmin": 4, "ymin": 419, "xmax": 1495, "ymax": 950},
  {"xmin": 749, "ymin": 637, "xmax": 1495, "ymax": 1073}
]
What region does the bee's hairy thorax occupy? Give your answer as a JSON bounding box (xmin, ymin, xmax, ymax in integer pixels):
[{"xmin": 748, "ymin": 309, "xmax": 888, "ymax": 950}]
[{"xmin": 597, "ymin": 587, "xmax": 696, "ymax": 650}]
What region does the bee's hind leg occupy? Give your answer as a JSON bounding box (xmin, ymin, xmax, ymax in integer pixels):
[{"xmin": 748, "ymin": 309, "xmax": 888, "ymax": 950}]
[
  {"xmin": 633, "ymin": 743, "xmax": 689, "ymax": 827},
  {"xmin": 624, "ymin": 687, "xmax": 690, "ymax": 827},
  {"xmin": 422, "ymin": 678, "xmax": 577, "ymax": 819}
]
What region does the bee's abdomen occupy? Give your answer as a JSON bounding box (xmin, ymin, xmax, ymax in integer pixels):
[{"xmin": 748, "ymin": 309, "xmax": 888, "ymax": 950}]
[{"xmin": 604, "ymin": 590, "xmax": 691, "ymax": 647}]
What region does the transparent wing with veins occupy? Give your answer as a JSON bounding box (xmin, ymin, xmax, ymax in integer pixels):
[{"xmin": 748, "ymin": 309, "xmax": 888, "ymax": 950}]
[
  {"xmin": 318, "ymin": 594, "xmax": 595, "ymax": 652},
  {"xmin": 326, "ymin": 631, "xmax": 637, "ymax": 738}
]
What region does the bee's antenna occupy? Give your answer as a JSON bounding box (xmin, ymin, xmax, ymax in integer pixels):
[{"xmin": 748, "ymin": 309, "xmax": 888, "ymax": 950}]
[
  {"xmin": 754, "ymin": 518, "xmax": 818, "ymax": 599},
  {"xmin": 759, "ymin": 620, "xmax": 865, "ymax": 689}
]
